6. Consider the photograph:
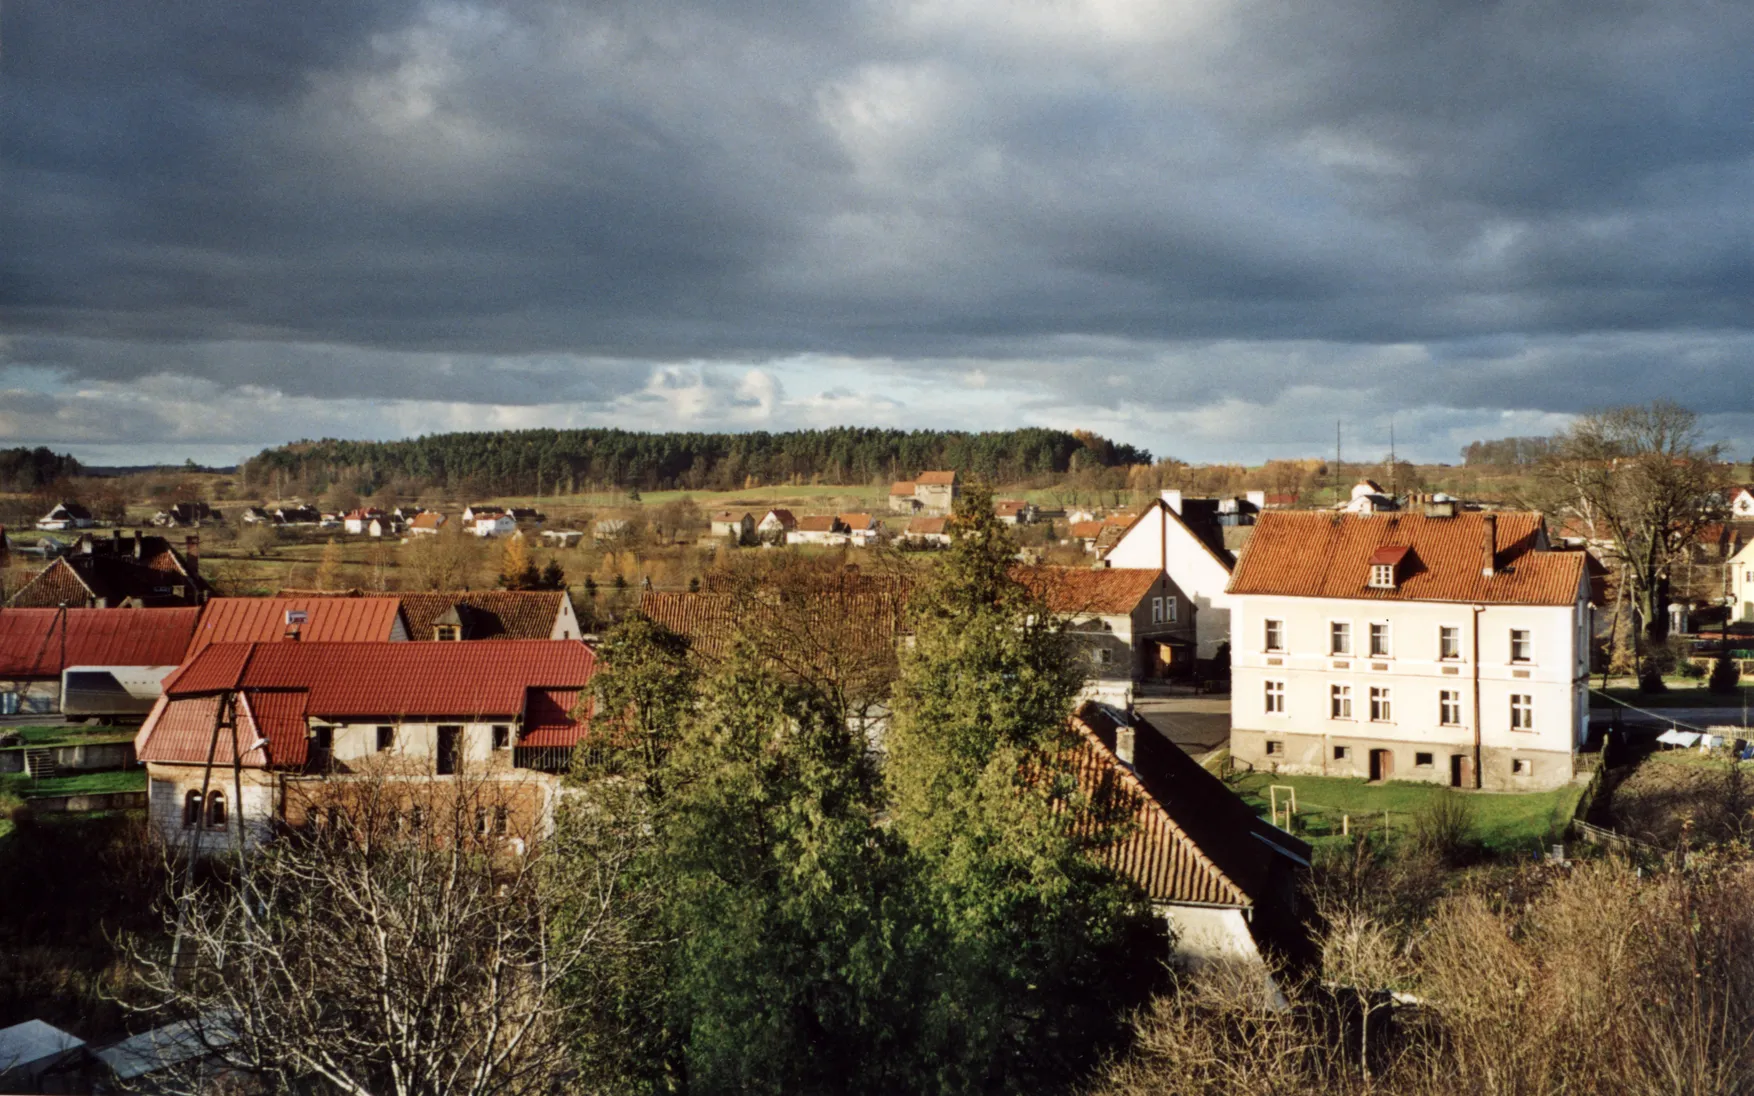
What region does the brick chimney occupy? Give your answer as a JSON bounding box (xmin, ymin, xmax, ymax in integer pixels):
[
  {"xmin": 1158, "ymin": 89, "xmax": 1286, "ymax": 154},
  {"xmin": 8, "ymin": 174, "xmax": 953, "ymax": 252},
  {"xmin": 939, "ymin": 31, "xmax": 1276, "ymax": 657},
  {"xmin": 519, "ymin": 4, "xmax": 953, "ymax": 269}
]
[
  {"xmin": 1481, "ymin": 513, "xmax": 1497, "ymax": 578},
  {"xmin": 184, "ymin": 534, "xmax": 200, "ymax": 577}
]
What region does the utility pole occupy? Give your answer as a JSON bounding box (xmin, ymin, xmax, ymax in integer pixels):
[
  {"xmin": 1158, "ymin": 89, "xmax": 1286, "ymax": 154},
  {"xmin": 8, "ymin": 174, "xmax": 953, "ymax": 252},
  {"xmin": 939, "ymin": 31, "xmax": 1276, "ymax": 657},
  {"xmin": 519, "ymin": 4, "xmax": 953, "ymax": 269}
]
[
  {"xmin": 1334, "ymin": 420, "xmax": 1343, "ymax": 506},
  {"xmin": 1389, "ymin": 420, "xmax": 1397, "ymax": 500}
]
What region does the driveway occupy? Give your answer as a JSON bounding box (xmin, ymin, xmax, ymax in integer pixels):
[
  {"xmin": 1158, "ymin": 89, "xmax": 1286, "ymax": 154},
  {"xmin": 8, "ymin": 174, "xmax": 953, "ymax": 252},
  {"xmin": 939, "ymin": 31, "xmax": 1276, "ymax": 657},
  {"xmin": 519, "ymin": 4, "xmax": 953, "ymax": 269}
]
[{"xmin": 1133, "ymin": 694, "xmax": 1231, "ymax": 760}]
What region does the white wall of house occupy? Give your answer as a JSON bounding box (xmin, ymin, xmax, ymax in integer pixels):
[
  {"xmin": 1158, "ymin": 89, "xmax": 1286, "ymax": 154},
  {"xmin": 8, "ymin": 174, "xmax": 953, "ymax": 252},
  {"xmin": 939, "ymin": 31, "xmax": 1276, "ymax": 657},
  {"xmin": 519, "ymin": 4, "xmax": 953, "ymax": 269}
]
[
  {"xmin": 321, "ymin": 719, "xmax": 519, "ymax": 767},
  {"xmin": 1229, "ymin": 582, "xmax": 1590, "ymax": 791},
  {"xmin": 1102, "ymin": 500, "xmax": 1235, "ymax": 659},
  {"xmin": 148, "ymin": 766, "xmax": 279, "ymax": 851},
  {"xmin": 551, "ymin": 596, "xmax": 582, "ymax": 639},
  {"xmin": 1731, "ymin": 542, "xmax": 1754, "ymax": 622},
  {"xmin": 1160, "ymin": 905, "xmax": 1263, "ymax": 969}
]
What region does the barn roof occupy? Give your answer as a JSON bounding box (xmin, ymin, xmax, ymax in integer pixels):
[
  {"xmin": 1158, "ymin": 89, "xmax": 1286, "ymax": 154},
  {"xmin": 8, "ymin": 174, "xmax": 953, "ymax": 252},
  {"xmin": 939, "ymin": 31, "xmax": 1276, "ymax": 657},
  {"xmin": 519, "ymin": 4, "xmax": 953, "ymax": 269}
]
[
  {"xmin": 0, "ymin": 607, "xmax": 199, "ymax": 676},
  {"xmin": 187, "ymin": 597, "xmax": 403, "ymax": 656}
]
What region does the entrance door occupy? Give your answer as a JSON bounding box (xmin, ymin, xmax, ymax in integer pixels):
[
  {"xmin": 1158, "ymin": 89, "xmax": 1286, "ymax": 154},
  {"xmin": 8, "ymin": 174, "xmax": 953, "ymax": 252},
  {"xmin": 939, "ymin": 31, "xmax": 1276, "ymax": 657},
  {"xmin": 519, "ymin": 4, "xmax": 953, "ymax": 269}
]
[
  {"xmin": 437, "ymin": 726, "xmax": 460, "ymax": 776},
  {"xmin": 1450, "ymin": 754, "xmax": 1474, "ymax": 788},
  {"xmin": 1369, "ymin": 748, "xmax": 1394, "ymax": 782}
]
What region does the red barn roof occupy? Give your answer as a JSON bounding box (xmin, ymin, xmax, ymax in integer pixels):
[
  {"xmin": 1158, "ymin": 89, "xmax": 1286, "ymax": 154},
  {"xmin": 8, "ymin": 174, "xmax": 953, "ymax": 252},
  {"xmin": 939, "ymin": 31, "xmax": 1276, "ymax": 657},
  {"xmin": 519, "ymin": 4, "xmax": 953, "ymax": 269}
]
[{"xmin": 0, "ymin": 607, "xmax": 199, "ymax": 676}]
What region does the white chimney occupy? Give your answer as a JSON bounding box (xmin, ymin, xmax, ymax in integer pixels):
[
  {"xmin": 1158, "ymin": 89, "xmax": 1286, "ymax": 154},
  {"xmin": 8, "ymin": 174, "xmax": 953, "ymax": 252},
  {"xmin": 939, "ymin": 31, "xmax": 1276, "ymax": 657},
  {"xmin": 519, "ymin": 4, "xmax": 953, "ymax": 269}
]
[
  {"xmin": 1160, "ymin": 489, "xmax": 1183, "ymax": 515},
  {"xmin": 1246, "ymin": 490, "xmax": 1266, "ymax": 510},
  {"xmin": 1115, "ymin": 724, "xmax": 1136, "ymax": 766}
]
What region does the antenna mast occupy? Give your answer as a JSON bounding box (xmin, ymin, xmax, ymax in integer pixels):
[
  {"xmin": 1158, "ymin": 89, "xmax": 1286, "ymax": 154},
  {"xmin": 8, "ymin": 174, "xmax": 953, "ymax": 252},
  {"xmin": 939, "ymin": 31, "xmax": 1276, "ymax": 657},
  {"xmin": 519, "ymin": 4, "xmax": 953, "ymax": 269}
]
[
  {"xmin": 1389, "ymin": 420, "xmax": 1397, "ymax": 500},
  {"xmin": 1334, "ymin": 421, "xmax": 1342, "ymax": 506}
]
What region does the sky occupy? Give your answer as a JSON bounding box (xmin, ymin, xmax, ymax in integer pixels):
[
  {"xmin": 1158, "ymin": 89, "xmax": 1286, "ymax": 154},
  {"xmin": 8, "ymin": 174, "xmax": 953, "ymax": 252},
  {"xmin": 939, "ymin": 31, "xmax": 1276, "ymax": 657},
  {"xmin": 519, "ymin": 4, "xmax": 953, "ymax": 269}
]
[{"xmin": 3, "ymin": 0, "xmax": 1752, "ymax": 468}]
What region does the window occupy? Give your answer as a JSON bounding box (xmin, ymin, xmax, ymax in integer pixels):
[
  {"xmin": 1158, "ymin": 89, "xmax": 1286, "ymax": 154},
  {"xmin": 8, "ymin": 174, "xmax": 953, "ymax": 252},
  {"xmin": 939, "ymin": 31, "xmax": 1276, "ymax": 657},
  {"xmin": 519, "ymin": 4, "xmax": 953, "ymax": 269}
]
[
  {"xmin": 409, "ymin": 806, "xmax": 425, "ymax": 833},
  {"xmin": 1164, "ymin": 597, "xmax": 1178, "ymax": 623},
  {"xmin": 1510, "ymin": 693, "xmax": 1533, "ymax": 731},
  {"xmin": 434, "ymin": 625, "xmax": 460, "ymax": 642},
  {"xmin": 1510, "ymin": 629, "xmax": 1532, "ymax": 663},
  {"xmin": 1415, "ymin": 751, "xmax": 1434, "ymax": 767},
  {"xmin": 1370, "ymin": 563, "xmax": 1395, "ymax": 588},
  {"xmin": 1264, "ymin": 618, "xmax": 1284, "ymax": 652},
  {"xmin": 494, "ymin": 806, "xmax": 509, "ymax": 835},
  {"xmin": 1264, "ymin": 680, "xmax": 1285, "ymax": 714},
  {"xmin": 475, "ymin": 808, "xmax": 489, "ymax": 836},
  {"xmin": 376, "ymin": 725, "xmax": 394, "ymax": 752},
  {"xmin": 1440, "ymin": 690, "xmax": 1462, "ymax": 726},
  {"xmin": 1369, "ymin": 622, "xmax": 1391, "ymax": 657},
  {"xmin": 1092, "ymin": 647, "xmax": 1113, "ymax": 666},
  {"xmin": 1439, "ymin": 625, "xmax": 1461, "ymax": 660},
  {"xmin": 1330, "ymin": 621, "xmax": 1352, "ymax": 656},
  {"xmin": 205, "ymin": 791, "xmax": 227, "ymax": 830},
  {"xmin": 183, "ymin": 791, "xmax": 202, "ymax": 828},
  {"xmin": 1265, "ymin": 740, "xmax": 1284, "ymax": 756},
  {"xmin": 1151, "ymin": 597, "xmax": 1164, "ymax": 623},
  {"xmin": 492, "ymin": 725, "xmax": 511, "ymax": 750},
  {"xmin": 1369, "ymin": 686, "xmax": 1392, "ymax": 722},
  {"xmin": 1330, "ymin": 684, "xmax": 1353, "ymax": 719},
  {"xmin": 1512, "ymin": 758, "xmax": 1533, "ymax": 777},
  {"xmin": 1333, "ymin": 745, "xmax": 1351, "ymax": 761}
]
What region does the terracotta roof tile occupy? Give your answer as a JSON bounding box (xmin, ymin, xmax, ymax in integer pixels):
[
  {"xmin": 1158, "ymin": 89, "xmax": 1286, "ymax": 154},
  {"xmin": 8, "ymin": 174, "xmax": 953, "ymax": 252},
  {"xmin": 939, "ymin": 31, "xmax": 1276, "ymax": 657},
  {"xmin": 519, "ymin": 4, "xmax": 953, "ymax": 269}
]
[
  {"xmin": 397, "ymin": 592, "xmax": 566, "ymax": 639},
  {"xmin": 794, "ymin": 515, "xmax": 842, "ymax": 533},
  {"xmin": 639, "ymin": 580, "xmax": 909, "ymax": 664},
  {"xmin": 135, "ymin": 690, "xmax": 311, "ymax": 769},
  {"xmin": 0, "ymin": 607, "xmax": 199, "ymax": 675},
  {"xmin": 1064, "ymin": 703, "xmax": 1309, "ymax": 907},
  {"xmin": 187, "ymin": 598, "xmax": 403, "ymax": 657},
  {"xmin": 520, "ymin": 687, "xmax": 589, "ymax": 747},
  {"xmin": 889, "ymin": 481, "xmax": 916, "ymax": 495},
  {"xmin": 1227, "ymin": 510, "xmax": 1592, "ymax": 605},
  {"xmin": 1014, "ymin": 566, "xmax": 1161, "ymax": 616},
  {"xmin": 915, "ymin": 470, "xmax": 957, "ymax": 486},
  {"xmin": 906, "ymin": 517, "xmax": 949, "ymax": 535}
]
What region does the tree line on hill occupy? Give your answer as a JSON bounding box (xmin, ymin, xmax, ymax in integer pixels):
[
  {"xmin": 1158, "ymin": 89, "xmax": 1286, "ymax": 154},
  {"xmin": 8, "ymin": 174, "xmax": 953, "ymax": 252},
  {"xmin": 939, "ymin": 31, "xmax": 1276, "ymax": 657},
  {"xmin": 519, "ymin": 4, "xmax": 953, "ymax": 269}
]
[
  {"xmin": 1460, "ymin": 435, "xmax": 1556, "ymax": 466},
  {"xmin": 238, "ymin": 427, "xmax": 1153, "ymax": 497},
  {"xmin": 0, "ymin": 446, "xmax": 82, "ymax": 491}
]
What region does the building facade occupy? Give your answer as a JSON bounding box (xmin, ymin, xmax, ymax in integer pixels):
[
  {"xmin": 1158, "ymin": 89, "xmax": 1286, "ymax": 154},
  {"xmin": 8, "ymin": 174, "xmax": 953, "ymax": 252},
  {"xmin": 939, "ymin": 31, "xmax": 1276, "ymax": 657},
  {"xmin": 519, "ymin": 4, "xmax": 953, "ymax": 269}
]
[{"xmin": 1228, "ymin": 510, "xmax": 1595, "ymax": 791}]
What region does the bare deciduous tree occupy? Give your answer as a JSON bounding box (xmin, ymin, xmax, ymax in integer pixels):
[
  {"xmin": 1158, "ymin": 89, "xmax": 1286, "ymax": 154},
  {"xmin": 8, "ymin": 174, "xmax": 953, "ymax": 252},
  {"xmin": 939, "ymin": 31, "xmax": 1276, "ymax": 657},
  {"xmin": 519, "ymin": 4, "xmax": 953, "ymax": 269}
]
[
  {"xmin": 1536, "ymin": 400, "xmax": 1724, "ymax": 646},
  {"xmin": 123, "ymin": 773, "xmax": 647, "ymax": 1096}
]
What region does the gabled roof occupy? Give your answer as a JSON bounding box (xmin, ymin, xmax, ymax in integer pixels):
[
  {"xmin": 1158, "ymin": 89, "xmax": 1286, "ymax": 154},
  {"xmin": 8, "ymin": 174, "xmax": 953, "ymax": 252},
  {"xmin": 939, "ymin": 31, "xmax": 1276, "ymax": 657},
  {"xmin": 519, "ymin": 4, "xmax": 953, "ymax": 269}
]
[
  {"xmin": 915, "ymin": 470, "xmax": 957, "ymax": 486},
  {"xmin": 1228, "ymin": 511, "xmax": 1592, "ymax": 605},
  {"xmin": 1099, "ymin": 499, "xmax": 1234, "ymax": 572},
  {"xmin": 794, "ymin": 515, "xmax": 842, "ymax": 533},
  {"xmin": 906, "ymin": 516, "xmax": 949, "ymax": 535},
  {"xmin": 135, "ymin": 690, "xmax": 310, "ymax": 768},
  {"xmin": 1065, "ymin": 702, "xmax": 1310, "ymax": 908},
  {"xmin": 6, "ymin": 535, "xmax": 211, "ymax": 608},
  {"xmin": 0, "ymin": 607, "xmax": 199, "ymax": 675},
  {"xmin": 397, "ymin": 591, "xmax": 567, "ymax": 639},
  {"xmin": 639, "ymin": 579, "xmax": 909, "ymax": 664},
  {"xmin": 761, "ymin": 509, "xmax": 798, "ymax": 529},
  {"xmin": 42, "ymin": 501, "xmax": 92, "ymax": 520},
  {"xmin": 994, "ymin": 499, "xmax": 1031, "ymax": 515},
  {"xmin": 889, "ymin": 481, "xmax": 916, "ymax": 495},
  {"xmin": 1068, "ymin": 520, "xmax": 1104, "ymax": 539},
  {"xmin": 187, "ymin": 597, "xmax": 404, "ymax": 657},
  {"xmin": 839, "ymin": 513, "xmax": 876, "ymax": 529},
  {"xmin": 409, "ymin": 512, "xmax": 445, "ymax": 530},
  {"xmin": 161, "ymin": 639, "xmax": 594, "ymax": 717},
  {"xmin": 1014, "ymin": 566, "xmax": 1163, "ymax": 616}
]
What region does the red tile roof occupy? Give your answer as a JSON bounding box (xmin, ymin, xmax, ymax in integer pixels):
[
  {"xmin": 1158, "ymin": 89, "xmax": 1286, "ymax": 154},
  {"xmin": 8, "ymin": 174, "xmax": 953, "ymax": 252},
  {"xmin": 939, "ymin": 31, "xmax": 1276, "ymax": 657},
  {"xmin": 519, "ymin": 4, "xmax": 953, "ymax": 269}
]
[
  {"xmin": 794, "ymin": 515, "xmax": 842, "ymax": 533},
  {"xmin": 1228, "ymin": 511, "xmax": 1591, "ymax": 605},
  {"xmin": 762, "ymin": 509, "xmax": 798, "ymax": 529},
  {"xmin": 0, "ymin": 607, "xmax": 199, "ymax": 675},
  {"xmin": 397, "ymin": 592, "xmax": 566, "ymax": 640},
  {"xmin": 906, "ymin": 517, "xmax": 949, "ymax": 535},
  {"xmin": 135, "ymin": 691, "xmax": 312, "ymax": 768},
  {"xmin": 915, "ymin": 470, "xmax": 957, "ymax": 486},
  {"xmin": 409, "ymin": 512, "xmax": 445, "ymax": 530},
  {"xmin": 838, "ymin": 513, "xmax": 876, "ymax": 529},
  {"xmin": 187, "ymin": 598, "xmax": 403, "ymax": 657},
  {"xmin": 1014, "ymin": 566, "xmax": 1162, "ymax": 616},
  {"xmin": 1064, "ymin": 702, "xmax": 1309, "ymax": 907},
  {"xmin": 162, "ymin": 640, "xmax": 594, "ymax": 718},
  {"xmin": 639, "ymin": 580, "xmax": 909, "ymax": 664},
  {"xmin": 520, "ymin": 687, "xmax": 589, "ymax": 747},
  {"xmin": 889, "ymin": 481, "xmax": 916, "ymax": 495},
  {"xmin": 1068, "ymin": 520, "xmax": 1104, "ymax": 539}
]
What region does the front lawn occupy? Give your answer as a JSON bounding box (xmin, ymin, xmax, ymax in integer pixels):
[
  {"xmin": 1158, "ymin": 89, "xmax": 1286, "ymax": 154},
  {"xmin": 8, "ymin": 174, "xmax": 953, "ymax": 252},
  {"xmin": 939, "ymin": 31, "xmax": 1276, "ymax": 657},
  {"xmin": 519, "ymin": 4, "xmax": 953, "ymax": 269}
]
[
  {"xmin": 1231, "ymin": 771, "xmax": 1586, "ymax": 854},
  {"xmin": 2, "ymin": 724, "xmax": 139, "ymax": 749},
  {"xmin": 0, "ymin": 768, "xmax": 146, "ymax": 802}
]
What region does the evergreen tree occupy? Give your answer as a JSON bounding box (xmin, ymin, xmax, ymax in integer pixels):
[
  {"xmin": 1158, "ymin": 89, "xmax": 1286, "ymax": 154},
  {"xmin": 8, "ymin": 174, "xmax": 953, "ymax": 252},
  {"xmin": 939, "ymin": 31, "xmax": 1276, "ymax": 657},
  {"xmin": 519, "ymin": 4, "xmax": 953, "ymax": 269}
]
[
  {"xmin": 539, "ymin": 557, "xmax": 566, "ymax": 590},
  {"xmin": 884, "ymin": 484, "xmax": 1165, "ymax": 1091},
  {"xmin": 498, "ymin": 533, "xmax": 540, "ymax": 589}
]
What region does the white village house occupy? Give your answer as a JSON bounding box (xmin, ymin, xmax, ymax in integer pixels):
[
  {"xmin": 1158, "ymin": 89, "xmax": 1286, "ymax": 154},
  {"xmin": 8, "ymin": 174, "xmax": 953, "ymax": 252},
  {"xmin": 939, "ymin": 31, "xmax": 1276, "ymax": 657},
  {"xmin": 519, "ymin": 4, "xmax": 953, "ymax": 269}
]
[
  {"xmin": 1226, "ymin": 507, "xmax": 1597, "ymax": 792},
  {"xmin": 1097, "ymin": 490, "xmax": 1238, "ymax": 664}
]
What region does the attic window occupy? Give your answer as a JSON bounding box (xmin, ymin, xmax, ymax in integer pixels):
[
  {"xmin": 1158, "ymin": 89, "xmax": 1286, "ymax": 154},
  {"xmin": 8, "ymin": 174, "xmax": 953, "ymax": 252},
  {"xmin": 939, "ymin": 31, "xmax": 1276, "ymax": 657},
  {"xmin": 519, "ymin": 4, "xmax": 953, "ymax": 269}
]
[
  {"xmin": 434, "ymin": 625, "xmax": 460, "ymax": 642},
  {"xmin": 1370, "ymin": 564, "xmax": 1395, "ymax": 589}
]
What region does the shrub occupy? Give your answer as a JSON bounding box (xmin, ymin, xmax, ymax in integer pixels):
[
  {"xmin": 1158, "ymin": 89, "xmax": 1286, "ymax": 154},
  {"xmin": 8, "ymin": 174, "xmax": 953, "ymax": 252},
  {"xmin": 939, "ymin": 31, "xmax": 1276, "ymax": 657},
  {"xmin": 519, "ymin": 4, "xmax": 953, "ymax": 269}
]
[
  {"xmin": 1710, "ymin": 649, "xmax": 1741, "ymax": 694},
  {"xmin": 1410, "ymin": 790, "xmax": 1476, "ymax": 865}
]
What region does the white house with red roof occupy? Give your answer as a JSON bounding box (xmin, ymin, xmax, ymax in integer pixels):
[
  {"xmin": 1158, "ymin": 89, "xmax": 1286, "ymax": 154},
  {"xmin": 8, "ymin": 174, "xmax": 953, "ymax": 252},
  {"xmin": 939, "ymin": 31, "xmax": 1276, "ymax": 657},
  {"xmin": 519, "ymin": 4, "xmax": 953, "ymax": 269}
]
[
  {"xmin": 1226, "ymin": 508, "xmax": 1598, "ymax": 791},
  {"xmin": 135, "ymin": 640, "xmax": 595, "ymax": 853},
  {"xmin": 1097, "ymin": 491, "xmax": 1237, "ymax": 662},
  {"xmin": 1016, "ymin": 565, "xmax": 1198, "ymax": 703}
]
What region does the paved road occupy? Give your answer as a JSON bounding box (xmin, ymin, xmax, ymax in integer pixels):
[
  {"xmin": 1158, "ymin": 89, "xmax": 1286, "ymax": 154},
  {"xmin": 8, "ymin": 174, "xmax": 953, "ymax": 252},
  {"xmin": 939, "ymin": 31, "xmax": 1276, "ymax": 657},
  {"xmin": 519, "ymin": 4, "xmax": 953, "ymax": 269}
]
[{"xmin": 1133, "ymin": 695, "xmax": 1231, "ymax": 760}]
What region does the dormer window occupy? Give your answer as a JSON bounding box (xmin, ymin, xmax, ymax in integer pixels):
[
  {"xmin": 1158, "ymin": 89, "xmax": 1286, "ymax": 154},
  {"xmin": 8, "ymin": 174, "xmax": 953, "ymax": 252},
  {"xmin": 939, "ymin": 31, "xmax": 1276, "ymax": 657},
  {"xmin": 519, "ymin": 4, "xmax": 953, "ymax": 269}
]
[
  {"xmin": 434, "ymin": 625, "xmax": 461, "ymax": 641},
  {"xmin": 1368, "ymin": 546, "xmax": 1409, "ymax": 589}
]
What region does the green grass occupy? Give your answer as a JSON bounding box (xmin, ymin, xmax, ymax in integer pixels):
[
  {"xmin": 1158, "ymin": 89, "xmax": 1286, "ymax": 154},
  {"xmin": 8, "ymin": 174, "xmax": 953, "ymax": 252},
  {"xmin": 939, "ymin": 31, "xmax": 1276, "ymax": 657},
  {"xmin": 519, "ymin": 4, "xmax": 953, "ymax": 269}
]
[
  {"xmin": 0, "ymin": 767, "xmax": 146, "ymax": 801},
  {"xmin": 1232, "ymin": 771, "xmax": 1586, "ymax": 853},
  {"xmin": 1, "ymin": 724, "xmax": 138, "ymax": 749}
]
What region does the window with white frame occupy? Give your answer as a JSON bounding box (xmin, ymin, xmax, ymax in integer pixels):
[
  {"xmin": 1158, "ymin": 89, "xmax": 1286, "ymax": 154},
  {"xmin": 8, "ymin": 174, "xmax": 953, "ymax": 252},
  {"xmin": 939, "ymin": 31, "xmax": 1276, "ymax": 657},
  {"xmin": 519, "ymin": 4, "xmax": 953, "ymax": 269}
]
[
  {"xmin": 1264, "ymin": 680, "xmax": 1285, "ymax": 714},
  {"xmin": 1369, "ymin": 686, "xmax": 1392, "ymax": 722},
  {"xmin": 1439, "ymin": 690, "xmax": 1462, "ymax": 726},
  {"xmin": 1369, "ymin": 622, "xmax": 1391, "ymax": 657},
  {"xmin": 1151, "ymin": 597, "xmax": 1165, "ymax": 623},
  {"xmin": 1330, "ymin": 683, "xmax": 1353, "ymax": 719},
  {"xmin": 1330, "ymin": 621, "xmax": 1352, "ymax": 656},
  {"xmin": 1370, "ymin": 563, "xmax": 1395, "ymax": 588},
  {"xmin": 1164, "ymin": 596, "xmax": 1178, "ymax": 623},
  {"xmin": 1439, "ymin": 625, "xmax": 1461, "ymax": 660},
  {"xmin": 1510, "ymin": 629, "xmax": 1532, "ymax": 663},
  {"xmin": 1510, "ymin": 693, "xmax": 1533, "ymax": 731},
  {"xmin": 1264, "ymin": 618, "xmax": 1284, "ymax": 652}
]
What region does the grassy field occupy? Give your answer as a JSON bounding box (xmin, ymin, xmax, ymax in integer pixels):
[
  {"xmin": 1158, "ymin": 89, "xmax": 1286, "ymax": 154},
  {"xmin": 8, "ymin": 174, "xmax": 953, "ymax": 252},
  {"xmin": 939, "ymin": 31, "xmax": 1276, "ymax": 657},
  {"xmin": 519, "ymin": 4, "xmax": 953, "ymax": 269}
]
[
  {"xmin": 1, "ymin": 725, "xmax": 139, "ymax": 749},
  {"xmin": 0, "ymin": 768, "xmax": 145, "ymax": 801},
  {"xmin": 1231, "ymin": 771, "xmax": 1587, "ymax": 854},
  {"xmin": 1590, "ymin": 682, "xmax": 1754, "ymax": 710}
]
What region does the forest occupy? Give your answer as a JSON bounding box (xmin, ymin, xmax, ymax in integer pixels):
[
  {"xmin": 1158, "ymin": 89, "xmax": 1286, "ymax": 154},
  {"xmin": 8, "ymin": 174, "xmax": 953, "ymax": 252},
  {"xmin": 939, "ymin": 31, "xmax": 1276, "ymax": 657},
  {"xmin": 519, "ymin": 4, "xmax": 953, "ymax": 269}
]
[
  {"xmin": 238, "ymin": 427, "xmax": 1153, "ymax": 497},
  {"xmin": 0, "ymin": 447, "xmax": 83, "ymax": 492}
]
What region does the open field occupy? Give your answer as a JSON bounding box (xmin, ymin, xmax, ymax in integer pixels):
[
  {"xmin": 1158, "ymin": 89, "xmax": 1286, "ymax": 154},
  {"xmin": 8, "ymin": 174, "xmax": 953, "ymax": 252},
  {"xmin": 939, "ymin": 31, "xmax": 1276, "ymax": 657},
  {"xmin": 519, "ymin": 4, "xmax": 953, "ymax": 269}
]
[{"xmin": 1231, "ymin": 771, "xmax": 1587, "ymax": 854}]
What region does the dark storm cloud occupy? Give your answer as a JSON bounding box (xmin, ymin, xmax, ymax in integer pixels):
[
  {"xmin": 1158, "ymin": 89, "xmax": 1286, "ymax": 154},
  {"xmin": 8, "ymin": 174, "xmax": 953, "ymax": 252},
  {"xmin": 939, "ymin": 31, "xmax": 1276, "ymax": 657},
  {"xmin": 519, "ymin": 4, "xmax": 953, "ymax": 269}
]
[{"xmin": 2, "ymin": 0, "xmax": 1752, "ymax": 458}]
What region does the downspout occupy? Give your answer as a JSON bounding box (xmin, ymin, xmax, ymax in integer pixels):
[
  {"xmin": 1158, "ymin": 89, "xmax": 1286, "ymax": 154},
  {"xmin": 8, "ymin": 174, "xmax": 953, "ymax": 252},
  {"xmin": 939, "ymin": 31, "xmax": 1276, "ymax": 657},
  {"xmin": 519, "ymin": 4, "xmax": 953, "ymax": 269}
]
[{"xmin": 1472, "ymin": 605, "xmax": 1485, "ymax": 789}]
